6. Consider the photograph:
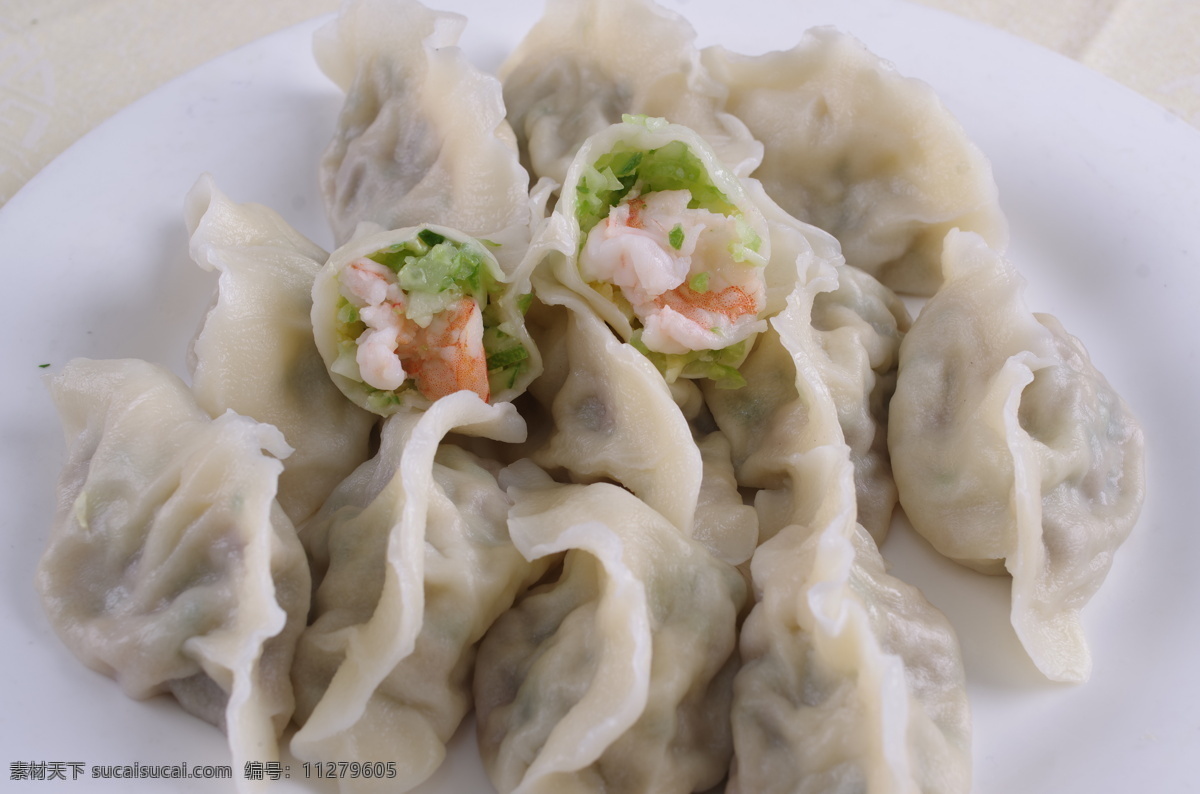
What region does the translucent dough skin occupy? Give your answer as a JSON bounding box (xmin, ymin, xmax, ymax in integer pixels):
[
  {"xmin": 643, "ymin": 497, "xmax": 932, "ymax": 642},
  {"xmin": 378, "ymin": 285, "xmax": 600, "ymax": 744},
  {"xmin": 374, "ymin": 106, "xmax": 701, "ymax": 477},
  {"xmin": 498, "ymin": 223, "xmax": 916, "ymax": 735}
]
[
  {"xmin": 499, "ymin": 0, "xmax": 763, "ymax": 185},
  {"xmin": 290, "ymin": 395, "xmax": 541, "ymax": 793},
  {"xmin": 705, "ymin": 262, "xmax": 970, "ymax": 793},
  {"xmin": 888, "ymin": 230, "xmax": 1145, "ymax": 682},
  {"xmin": 525, "ymin": 305, "xmax": 706, "ymax": 538},
  {"xmin": 38, "ymin": 359, "xmax": 309, "ymax": 791},
  {"xmin": 705, "ymin": 27, "xmax": 1007, "ymax": 296},
  {"xmin": 704, "ymin": 183, "xmax": 909, "ymax": 544},
  {"xmin": 316, "ymin": 0, "xmax": 531, "ymax": 271},
  {"xmin": 186, "ymin": 175, "xmax": 377, "ymax": 526},
  {"xmin": 474, "ymin": 465, "xmax": 746, "ymax": 794}
]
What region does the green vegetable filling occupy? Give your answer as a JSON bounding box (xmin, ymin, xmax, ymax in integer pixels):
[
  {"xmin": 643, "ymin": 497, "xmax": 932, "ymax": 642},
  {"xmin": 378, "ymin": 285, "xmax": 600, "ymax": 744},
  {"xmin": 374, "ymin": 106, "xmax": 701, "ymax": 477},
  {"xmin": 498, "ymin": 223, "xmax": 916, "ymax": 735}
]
[
  {"xmin": 575, "ymin": 139, "xmax": 739, "ymax": 235},
  {"xmin": 573, "ymin": 124, "xmax": 766, "ymax": 387},
  {"xmin": 368, "ymin": 238, "xmax": 493, "ymax": 304},
  {"xmin": 668, "ymin": 223, "xmax": 685, "ymax": 250},
  {"xmin": 338, "ymin": 230, "xmax": 530, "ymax": 397},
  {"xmin": 481, "ymin": 303, "xmax": 531, "ymax": 393},
  {"xmin": 630, "ymin": 333, "xmax": 750, "ymax": 389}
]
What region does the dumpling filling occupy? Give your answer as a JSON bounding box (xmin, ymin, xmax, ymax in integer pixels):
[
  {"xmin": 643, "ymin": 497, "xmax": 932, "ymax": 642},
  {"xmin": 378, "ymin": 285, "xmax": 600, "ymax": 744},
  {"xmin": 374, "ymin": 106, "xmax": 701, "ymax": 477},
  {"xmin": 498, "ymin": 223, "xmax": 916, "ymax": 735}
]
[
  {"xmin": 330, "ymin": 231, "xmax": 528, "ymax": 407},
  {"xmin": 572, "ymin": 131, "xmax": 769, "ymax": 387},
  {"xmin": 581, "ymin": 190, "xmax": 767, "ymax": 356}
]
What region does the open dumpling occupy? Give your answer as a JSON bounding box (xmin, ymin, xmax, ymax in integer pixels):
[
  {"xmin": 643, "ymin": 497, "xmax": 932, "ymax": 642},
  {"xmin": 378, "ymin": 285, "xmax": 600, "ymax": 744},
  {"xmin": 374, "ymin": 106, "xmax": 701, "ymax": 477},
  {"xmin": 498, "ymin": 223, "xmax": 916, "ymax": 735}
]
[
  {"xmin": 531, "ymin": 115, "xmax": 781, "ymax": 388},
  {"xmin": 311, "ymin": 224, "xmax": 541, "ymax": 415}
]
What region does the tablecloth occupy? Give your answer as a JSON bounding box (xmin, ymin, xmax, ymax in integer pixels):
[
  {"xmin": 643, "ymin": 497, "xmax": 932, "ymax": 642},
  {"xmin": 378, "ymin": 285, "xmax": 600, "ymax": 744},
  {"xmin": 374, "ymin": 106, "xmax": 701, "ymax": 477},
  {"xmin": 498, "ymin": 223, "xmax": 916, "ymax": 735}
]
[{"xmin": 1, "ymin": 0, "xmax": 1197, "ymax": 205}]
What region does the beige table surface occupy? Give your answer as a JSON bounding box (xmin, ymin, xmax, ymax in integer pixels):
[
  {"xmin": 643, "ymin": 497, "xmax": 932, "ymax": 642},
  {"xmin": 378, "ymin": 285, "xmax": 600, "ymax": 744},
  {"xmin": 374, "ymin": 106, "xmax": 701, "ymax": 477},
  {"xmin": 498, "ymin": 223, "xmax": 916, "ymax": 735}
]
[{"xmin": 1, "ymin": 0, "xmax": 1197, "ymax": 206}]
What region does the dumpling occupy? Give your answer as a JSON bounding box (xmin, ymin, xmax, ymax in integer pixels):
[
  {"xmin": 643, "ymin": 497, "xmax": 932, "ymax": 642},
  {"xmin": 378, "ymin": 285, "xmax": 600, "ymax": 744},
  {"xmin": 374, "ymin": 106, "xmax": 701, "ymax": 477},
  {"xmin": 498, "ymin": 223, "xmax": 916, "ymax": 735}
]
[
  {"xmin": 310, "ymin": 223, "xmax": 541, "ymax": 415},
  {"xmin": 500, "ymin": 0, "xmax": 762, "ymax": 185},
  {"xmin": 474, "ymin": 461, "xmax": 748, "ymax": 794},
  {"xmin": 888, "ymin": 229, "xmax": 1145, "ymax": 682},
  {"xmin": 502, "ymin": 116, "xmax": 793, "ymax": 552},
  {"xmin": 290, "ymin": 393, "xmax": 543, "ymax": 792},
  {"xmin": 704, "ymin": 185, "xmax": 908, "ymax": 542},
  {"xmin": 315, "ymin": 0, "xmax": 531, "ymax": 268},
  {"xmin": 185, "ymin": 174, "xmax": 377, "ymax": 524},
  {"xmin": 521, "ymin": 302, "xmax": 706, "ymax": 538},
  {"xmin": 38, "ymin": 358, "xmax": 309, "ymax": 790},
  {"xmin": 531, "ymin": 115, "xmax": 778, "ymax": 387},
  {"xmin": 703, "ymin": 265, "xmax": 971, "ymax": 792},
  {"xmin": 731, "ymin": 452, "xmax": 972, "ymax": 794},
  {"xmin": 809, "ymin": 262, "xmax": 910, "ymax": 540},
  {"xmin": 705, "ymin": 27, "xmax": 1007, "ymax": 295}
]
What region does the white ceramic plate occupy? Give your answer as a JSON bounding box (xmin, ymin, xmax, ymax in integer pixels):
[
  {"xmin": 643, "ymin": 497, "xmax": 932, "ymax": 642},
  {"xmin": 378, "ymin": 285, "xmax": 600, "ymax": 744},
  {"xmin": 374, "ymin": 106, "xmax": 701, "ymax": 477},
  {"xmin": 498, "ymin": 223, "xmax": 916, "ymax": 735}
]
[{"xmin": 3, "ymin": 1, "xmax": 1197, "ymax": 792}]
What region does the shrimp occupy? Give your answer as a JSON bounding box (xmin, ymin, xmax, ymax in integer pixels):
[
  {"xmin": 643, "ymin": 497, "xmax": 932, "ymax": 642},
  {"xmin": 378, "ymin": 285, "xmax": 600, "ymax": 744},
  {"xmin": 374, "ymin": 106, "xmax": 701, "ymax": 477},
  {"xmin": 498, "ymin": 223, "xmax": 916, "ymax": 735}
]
[
  {"xmin": 337, "ymin": 257, "xmax": 488, "ymax": 401},
  {"xmin": 338, "ymin": 258, "xmax": 417, "ymax": 391},
  {"xmin": 579, "ymin": 190, "xmax": 766, "ymax": 354},
  {"xmin": 355, "ymin": 304, "xmax": 417, "ymax": 391},
  {"xmin": 341, "ymin": 258, "xmax": 401, "ymax": 306},
  {"xmin": 642, "ymin": 282, "xmax": 765, "ymax": 355},
  {"xmin": 403, "ymin": 298, "xmax": 489, "ymax": 402}
]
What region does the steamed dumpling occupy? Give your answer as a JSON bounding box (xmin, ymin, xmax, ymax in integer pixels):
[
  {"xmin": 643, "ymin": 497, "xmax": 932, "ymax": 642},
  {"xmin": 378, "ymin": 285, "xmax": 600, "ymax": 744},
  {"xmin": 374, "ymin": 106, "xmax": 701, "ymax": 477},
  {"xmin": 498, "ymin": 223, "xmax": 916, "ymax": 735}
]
[
  {"xmin": 704, "ymin": 258, "xmax": 971, "ymax": 793},
  {"xmin": 500, "ymin": 0, "xmax": 762, "ymax": 185},
  {"xmin": 530, "ymin": 115, "xmax": 778, "ymax": 386},
  {"xmin": 290, "ymin": 393, "xmax": 540, "ymax": 792},
  {"xmin": 316, "ymin": 0, "xmax": 531, "ymax": 269},
  {"xmin": 503, "ymin": 116, "xmax": 785, "ymax": 550},
  {"xmin": 38, "ymin": 358, "xmax": 309, "ymax": 789},
  {"xmin": 809, "ymin": 262, "xmax": 910, "ymax": 541},
  {"xmin": 705, "ymin": 27, "xmax": 1007, "ymax": 295},
  {"xmin": 522, "ymin": 303, "xmax": 706, "ymax": 538},
  {"xmin": 731, "ymin": 452, "xmax": 972, "ymax": 794},
  {"xmin": 888, "ymin": 229, "xmax": 1145, "ymax": 682},
  {"xmin": 310, "ymin": 224, "xmax": 541, "ymax": 415},
  {"xmin": 474, "ymin": 461, "xmax": 747, "ymax": 794},
  {"xmin": 186, "ymin": 174, "xmax": 377, "ymax": 524}
]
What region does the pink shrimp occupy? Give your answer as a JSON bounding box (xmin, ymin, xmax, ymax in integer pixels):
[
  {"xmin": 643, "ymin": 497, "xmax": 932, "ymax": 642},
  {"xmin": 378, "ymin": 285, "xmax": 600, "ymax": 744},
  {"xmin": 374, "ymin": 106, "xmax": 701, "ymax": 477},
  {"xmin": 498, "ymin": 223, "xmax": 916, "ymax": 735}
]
[
  {"xmin": 580, "ymin": 189, "xmax": 768, "ymax": 354},
  {"xmin": 654, "ymin": 282, "xmax": 760, "ymax": 326},
  {"xmin": 402, "ymin": 298, "xmax": 490, "ymax": 403}
]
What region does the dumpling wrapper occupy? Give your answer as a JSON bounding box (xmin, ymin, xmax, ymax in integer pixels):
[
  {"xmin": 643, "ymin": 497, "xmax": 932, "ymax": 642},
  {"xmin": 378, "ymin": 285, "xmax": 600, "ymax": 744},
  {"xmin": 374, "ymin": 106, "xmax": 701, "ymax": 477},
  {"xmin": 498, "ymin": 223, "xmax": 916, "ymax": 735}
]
[
  {"xmin": 888, "ymin": 229, "xmax": 1145, "ymax": 682},
  {"xmin": 316, "ymin": 0, "xmax": 532, "ymax": 273},
  {"xmin": 701, "ymin": 261, "xmax": 971, "ymax": 792},
  {"xmin": 500, "ymin": 0, "xmax": 763, "ymax": 185},
  {"xmin": 474, "ymin": 461, "xmax": 747, "ymax": 794},
  {"xmin": 290, "ymin": 393, "xmax": 543, "ymax": 793},
  {"xmin": 705, "ymin": 27, "xmax": 1007, "ymax": 295},
  {"xmin": 38, "ymin": 358, "xmax": 309, "ymax": 792},
  {"xmin": 186, "ymin": 174, "xmax": 377, "ymax": 525},
  {"xmin": 706, "ymin": 184, "xmax": 909, "ymax": 543},
  {"xmin": 520, "ymin": 302, "xmax": 707, "ymax": 541}
]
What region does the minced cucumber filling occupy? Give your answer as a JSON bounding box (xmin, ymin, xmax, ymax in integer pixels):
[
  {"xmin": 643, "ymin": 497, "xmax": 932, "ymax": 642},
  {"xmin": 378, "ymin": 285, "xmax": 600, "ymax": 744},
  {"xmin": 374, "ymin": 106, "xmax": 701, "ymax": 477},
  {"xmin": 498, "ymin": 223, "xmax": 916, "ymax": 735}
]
[
  {"xmin": 575, "ymin": 139, "xmax": 742, "ymax": 236},
  {"xmin": 332, "ymin": 230, "xmax": 530, "ymax": 402},
  {"xmin": 630, "ymin": 333, "xmax": 750, "ymax": 389}
]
